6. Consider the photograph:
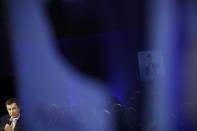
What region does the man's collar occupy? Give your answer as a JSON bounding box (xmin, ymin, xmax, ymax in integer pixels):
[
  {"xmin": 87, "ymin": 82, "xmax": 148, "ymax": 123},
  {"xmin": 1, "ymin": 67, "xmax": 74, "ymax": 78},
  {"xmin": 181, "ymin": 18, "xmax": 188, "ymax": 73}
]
[{"xmin": 10, "ymin": 113, "xmax": 20, "ymax": 121}]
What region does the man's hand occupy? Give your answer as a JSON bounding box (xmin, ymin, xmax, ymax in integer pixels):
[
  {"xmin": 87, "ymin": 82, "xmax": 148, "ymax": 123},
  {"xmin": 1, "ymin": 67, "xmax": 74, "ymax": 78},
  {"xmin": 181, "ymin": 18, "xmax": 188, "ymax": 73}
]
[{"xmin": 4, "ymin": 123, "xmax": 12, "ymax": 131}]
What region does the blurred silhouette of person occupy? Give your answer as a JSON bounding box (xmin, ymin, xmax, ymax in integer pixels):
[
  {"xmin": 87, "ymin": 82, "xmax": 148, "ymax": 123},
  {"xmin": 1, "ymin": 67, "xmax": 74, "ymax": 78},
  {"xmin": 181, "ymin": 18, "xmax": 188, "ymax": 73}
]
[{"xmin": 145, "ymin": 53, "xmax": 160, "ymax": 80}]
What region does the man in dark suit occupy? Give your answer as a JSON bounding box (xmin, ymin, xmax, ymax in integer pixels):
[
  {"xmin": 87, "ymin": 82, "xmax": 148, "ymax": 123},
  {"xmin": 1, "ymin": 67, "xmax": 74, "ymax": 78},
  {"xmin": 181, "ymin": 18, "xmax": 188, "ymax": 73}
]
[{"xmin": 0, "ymin": 98, "xmax": 21, "ymax": 131}]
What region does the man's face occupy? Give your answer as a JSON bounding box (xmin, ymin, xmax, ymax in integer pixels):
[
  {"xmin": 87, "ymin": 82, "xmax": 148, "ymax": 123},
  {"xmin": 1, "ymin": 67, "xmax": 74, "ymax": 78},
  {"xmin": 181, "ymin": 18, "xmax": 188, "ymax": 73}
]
[{"xmin": 6, "ymin": 103, "xmax": 20, "ymax": 118}]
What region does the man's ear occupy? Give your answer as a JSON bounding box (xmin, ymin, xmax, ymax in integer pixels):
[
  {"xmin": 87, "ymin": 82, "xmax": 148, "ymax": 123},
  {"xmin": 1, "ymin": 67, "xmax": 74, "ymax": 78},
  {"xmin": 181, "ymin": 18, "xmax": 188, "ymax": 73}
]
[{"xmin": 6, "ymin": 105, "xmax": 9, "ymax": 112}]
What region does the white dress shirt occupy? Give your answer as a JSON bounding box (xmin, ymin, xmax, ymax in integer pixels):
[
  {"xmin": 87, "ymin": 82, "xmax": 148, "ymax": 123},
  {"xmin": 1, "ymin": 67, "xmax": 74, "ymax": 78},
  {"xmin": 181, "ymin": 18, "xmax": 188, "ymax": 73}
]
[{"xmin": 10, "ymin": 114, "xmax": 20, "ymax": 131}]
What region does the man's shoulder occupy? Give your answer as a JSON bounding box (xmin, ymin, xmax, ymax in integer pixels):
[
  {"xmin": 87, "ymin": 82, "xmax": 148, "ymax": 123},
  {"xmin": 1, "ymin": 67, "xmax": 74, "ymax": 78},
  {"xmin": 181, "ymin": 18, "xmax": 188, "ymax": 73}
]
[
  {"xmin": 0, "ymin": 114, "xmax": 10, "ymax": 130},
  {"xmin": 0, "ymin": 114, "xmax": 10, "ymax": 123},
  {"xmin": 0, "ymin": 114, "xmax": 9, "ymax": 119}
]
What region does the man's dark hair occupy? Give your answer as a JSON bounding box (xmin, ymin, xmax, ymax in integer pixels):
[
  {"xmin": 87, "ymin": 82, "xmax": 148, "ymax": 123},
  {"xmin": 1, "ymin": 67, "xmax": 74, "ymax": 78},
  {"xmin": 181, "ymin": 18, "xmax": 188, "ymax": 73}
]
[{"xmin": 5, "ymin": 98, "xmax": 18, "ymax": 107}]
